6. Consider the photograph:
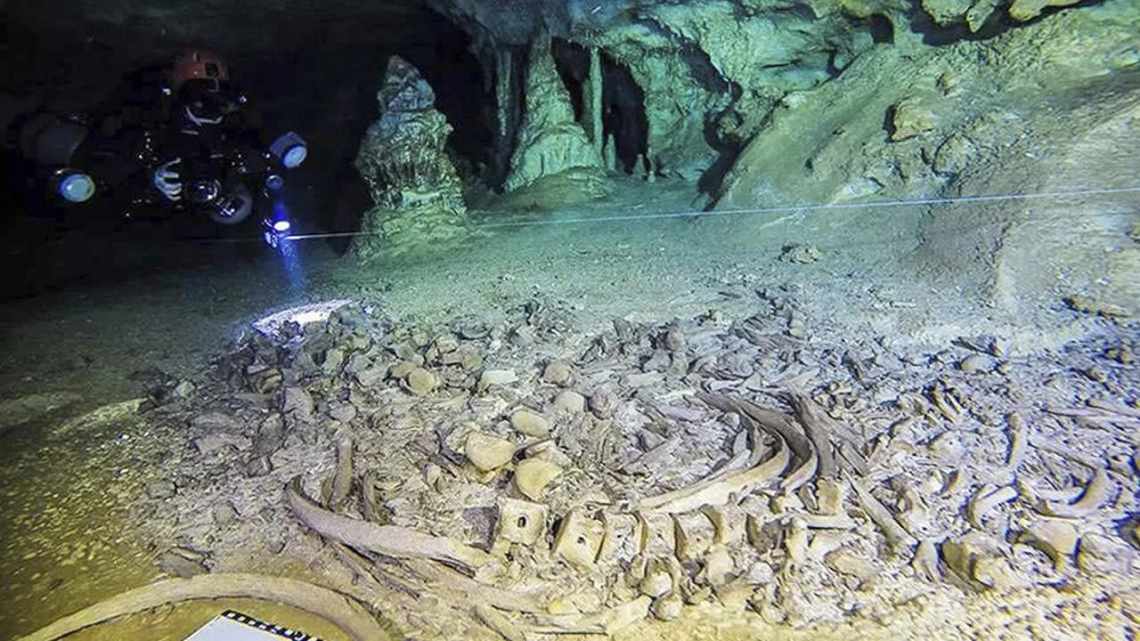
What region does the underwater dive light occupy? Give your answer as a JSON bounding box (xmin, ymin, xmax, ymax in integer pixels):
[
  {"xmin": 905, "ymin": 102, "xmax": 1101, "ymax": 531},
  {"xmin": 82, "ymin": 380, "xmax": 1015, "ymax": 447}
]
[
  {"xmin": 269, "ymin": 132, "xmax": 308, "ymax": 169},
  {"xmin": 54, "ymin": 169, "xmax": 96, "ymax": 203}
]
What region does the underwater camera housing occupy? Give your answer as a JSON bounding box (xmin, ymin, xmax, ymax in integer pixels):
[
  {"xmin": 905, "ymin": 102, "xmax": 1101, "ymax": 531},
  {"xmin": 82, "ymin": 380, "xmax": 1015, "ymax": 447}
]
[{"xmin": 268, "ymin": 132, "xmax": 308, "ymax": 170}]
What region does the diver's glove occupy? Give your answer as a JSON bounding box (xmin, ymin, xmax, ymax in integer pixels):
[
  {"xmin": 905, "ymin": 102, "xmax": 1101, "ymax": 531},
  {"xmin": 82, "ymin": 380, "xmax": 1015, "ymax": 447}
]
[{"xmin": 153, "ymin": 158, "xmax": 183, "ymax": 201}]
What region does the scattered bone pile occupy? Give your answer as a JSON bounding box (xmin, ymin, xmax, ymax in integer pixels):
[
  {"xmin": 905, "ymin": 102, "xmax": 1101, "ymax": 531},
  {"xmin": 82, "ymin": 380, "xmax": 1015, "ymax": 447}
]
[{"xmin": 136, "ymin": 293, "xmax": 1140, "ymax": 639}]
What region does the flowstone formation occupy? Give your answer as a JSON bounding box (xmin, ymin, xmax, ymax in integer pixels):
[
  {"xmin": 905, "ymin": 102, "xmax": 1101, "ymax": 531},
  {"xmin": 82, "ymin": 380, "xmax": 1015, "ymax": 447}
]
[
  {"xmin": 354, "ymin": 56, "xmax": 467, "ymax": 260},
  {"xmin": 18, "ymin": 293, "xmax": 1131, "ymax": 641},
  {"xmin": 504, "ymin": 35, "xmax": 604, "ymax": 193},
  {"xmin": 712, "ymin": 2, "xmax": 1140, "ymax": 321}
]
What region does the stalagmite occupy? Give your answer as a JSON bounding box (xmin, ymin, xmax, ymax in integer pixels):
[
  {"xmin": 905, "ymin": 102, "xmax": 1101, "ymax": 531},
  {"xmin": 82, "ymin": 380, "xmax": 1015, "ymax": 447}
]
[{"xmin": 587, "ymin": 46, "xmax": 603, "ymax": 156}]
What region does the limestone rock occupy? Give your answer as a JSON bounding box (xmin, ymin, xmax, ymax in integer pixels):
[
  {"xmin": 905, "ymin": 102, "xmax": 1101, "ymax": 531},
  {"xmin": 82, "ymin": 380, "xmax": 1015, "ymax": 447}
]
[
  {"xmin": 465, "ymin": 432, "xmax": 516, "ymax": 472},
  {"xmin": 354, "ymin": 56, "xmax": 466, "ymax": 260},
  {"xmin": 703, "ymin": 545, "xmax": 735, "ymax": 586},
  {"xmin": 921, "ymin": 0, "xmax": 973, "ymax": 26},
  {"xmin": 1009, "ymin": 0, "xmax": 1081, "ymax": 22},
  {"xmin": 553, "ymin": 390, "xmax": 586, "ymax": 415},
  {"xmin": 505, "ymin": 34, "xmax": 603, "ymax": 192},
  {"xmin": 933, "ymin": 133, "xmax": 976, "ymax": 175},
  {"xmin": 640, "ymin": 561, "xmax": 674, "ymax": 598},
  {"xmin": 514, "ymin": 457, "xmax": 563, "ymax": 501},
  {"xmin": 479, "ymin": 369, "xmax": 519, "ymax": 391},
  {"xmin": 510, "ymin": 410, "xmax": 551, "ymax": 437},
  {"xmin": 825, "ymin": 549, "xmax": 880, "ymax": 581},
  {"xmin": 542, "ymin": 360, "xmax": 574, "ymax": 386},
  {"xmin": 890, "ymin": 97, "xmax": 937, "ymax": 141},
  {"xmin": 281, "ymin": 387, "xmax": 314, "ymax": 420},
  {"xmin": 405, "ymin": 368, "xmax": 438, "ymax": 396},
  {"xmin": 651, "ymin": 593, "xmax": 684, "ymax": 621},
  {"xmin": 959, "ymin": 354, "xmax": 996, "ymax": 374}
]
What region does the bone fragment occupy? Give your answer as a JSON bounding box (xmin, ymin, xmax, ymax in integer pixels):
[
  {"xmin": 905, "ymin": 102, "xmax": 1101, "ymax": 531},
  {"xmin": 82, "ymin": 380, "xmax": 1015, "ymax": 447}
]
[
  {"xmin": 288, "ymin": 477, "xmax": 492, "ymax": 570},
  {"xmin": 1036, "ymin": 467, "xmax": 1113, "ymax": 518},
  {"xmin": 640, "ymin": 434, "xmax": 789, "ymax": 514},
  {"xmin": 912, "ymin": 539, "xmax": 940, "ymax": 581},
  {"xmin": 623, "ymin": 435, "xmax": 681, "ymax": 474},
  {"xmin": 360, "ymin": 470, "xmax": 384, "ymax": 523},
  {"xmin": 851, "ymin": 479, "xmax": 917, "ymax": 550},
  {"xmin": 784, "ymin": 518, "xmax": 809, "ymax": 569},
  {"xmin": 786, "ymin": 512, "xmax": 856, "ymax": 529},
  {"xmin": 12, "ymin": 574, "xmax": 386, "ymax": 641},
  {"xmin": 700, "ymin": 505, "xmax": 731, "ymax": 545},
  {"xmin": 816, "ymin": 478, "xmax": 846, "ymax": 515},
  {"xmin": 780, "ymin": 445, "xmax": 818, "ymax": 493},
  {"xmin": 789, "ymin": 393, "xmax": 839, "ymax": 478},
  {"xmin": 1004, "ymin": 413, "xmax": 1027, "ymax": 472},
  {"xmin": 476, "ymin": 604, "xmax": 528, "ymax": 641},
  {"xmin": 407, "ymin": 559, "xmax": 546, "ymax": 613},
  {"xmin": 1086, "ymin": 398, "xmax": 1140, "ymax": 418},
  {"xmin": 528, "ymin": 596, "xmax": 652, "ymax": 635},
  {"xmin": 930, "ymin": 386, "xmax": 960, "ymax": 422},
  {"xmin": 698, "ymin": 393, "xmax": 814, "ymax": 461},
  {"xmin": 1017, "ymin": 520, "xmax": 1079, "ymax": 571},
  {"xmin": 330, "ymin": 431, "xmax": 354, "ymax": 508},
  {"xmin": 553, "ymin": 509, "xmax": 605, "ymax": 568},
  {"xmin": 967, "ymin": 484, "xmax": 1018, "ymax": 529}
]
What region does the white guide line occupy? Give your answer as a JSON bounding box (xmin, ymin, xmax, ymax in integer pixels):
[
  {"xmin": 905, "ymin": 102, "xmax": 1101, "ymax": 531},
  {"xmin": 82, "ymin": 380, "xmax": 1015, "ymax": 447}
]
[{"xmin": 281, "ymin": 185, "xmax": 1140, "ymax": 241}]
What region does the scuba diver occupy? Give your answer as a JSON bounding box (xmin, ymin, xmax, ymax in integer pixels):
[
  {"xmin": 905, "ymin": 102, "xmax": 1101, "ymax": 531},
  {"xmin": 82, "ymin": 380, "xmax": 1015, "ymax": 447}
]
[{"xmin": 6, "ymin": 48, "xmax": 308, "ymax": 246}]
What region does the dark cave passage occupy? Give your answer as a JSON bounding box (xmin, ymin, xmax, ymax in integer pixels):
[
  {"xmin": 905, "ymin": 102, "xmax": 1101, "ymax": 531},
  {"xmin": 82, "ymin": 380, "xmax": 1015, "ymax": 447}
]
[
  {"xmin": 552, "ymin": 37, "xmax": 589, "ymax": 123},
  {"xmin": 601, "ymin": 54, "xmax": 650, "ymax": 174}
]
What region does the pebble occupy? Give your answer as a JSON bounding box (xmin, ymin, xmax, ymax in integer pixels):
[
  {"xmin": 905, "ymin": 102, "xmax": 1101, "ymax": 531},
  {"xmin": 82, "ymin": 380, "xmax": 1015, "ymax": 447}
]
[
  {"xmin": 651, "ymin": 593, "xmax": 683, "ymax": 621},
  {"xmin": 253, "ymin": 414, "xmax": 285, "ymax": 456},
  {"xmin": 663, "ymin": 326, "xmax": 686, "ymax": 352},
  {"xmin": 146, "ymin": 480, "xmax": 176, "ymax": 499},
  {"xmin": 553, "ymin": 390, "xmax": 586, "ymax": 414},
  {"xmin": 465, "ymin": 432, "xmax": 516, "ymax": 472},
  {"xmin": 322, "ymin": 348, "xmax": 345, "ymax": 374},
  {"xmin": 743, "ymin": 561, "xmax": 774, "ymax": 585},
  {"xmin": 510, "ymin": 410, "xmax": 551, "ymax": 437},
  {"xmin": 514, "ymin": 458, "xmax": 563, "ymax": 501},
  {"xmin": 542, "ymin": 360, "xmax": 574, "ymax": 386},
  {"xmin": 281, "ymin": 387, "xmax": 315, "ymax": 420},
  {"xmin": 960, "ymin": 354, "xmax": 995, "ymax": 374},
  {"xmin": 327, "ymin": 401, "xmax": 358, "ymax": 422},
  {"xmin": 588, "ymin": 387, "xmax": 617, "ymax": 418},
  {"xmin": 479, "ymin": 369, "xmax": 519, "ymax": 391},
  {"xmin": 406, "ymin": 368, "xmax": 438, "ymax": 395},
  {"xmin": 389, "ymin": 361, "xmax": 418, "ymax": 380},
  {"xmin": 172, "ymin": 380, "xmax": 196, "ymax": 400},
  {"xmin": 211, "ymin": 501, "xmax": 238, "ymax": 527}
]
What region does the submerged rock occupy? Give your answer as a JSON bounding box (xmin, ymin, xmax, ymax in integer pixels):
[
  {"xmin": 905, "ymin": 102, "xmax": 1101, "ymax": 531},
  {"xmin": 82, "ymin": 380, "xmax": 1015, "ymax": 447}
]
[
  {"xmin": 0, "ymin": 391, "xmax": 83, "ymax": 434},
  {"xmin": 465, "ymin": 431, "xmax": 516, "ymax": 472}
]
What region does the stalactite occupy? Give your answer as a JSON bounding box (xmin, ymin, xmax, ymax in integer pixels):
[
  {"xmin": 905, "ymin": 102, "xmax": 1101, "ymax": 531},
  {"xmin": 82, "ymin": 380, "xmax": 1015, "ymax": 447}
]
[{"xmin": 494, "ymin": 47, "xmax": 515, "ymax": 185}]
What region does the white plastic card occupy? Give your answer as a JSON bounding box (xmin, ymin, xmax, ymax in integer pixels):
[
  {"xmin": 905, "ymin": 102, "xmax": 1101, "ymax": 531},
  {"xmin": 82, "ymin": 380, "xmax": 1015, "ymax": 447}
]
[{"xmin": 184, "ymin": 610, "xmax": 324, "ymax": 641}]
